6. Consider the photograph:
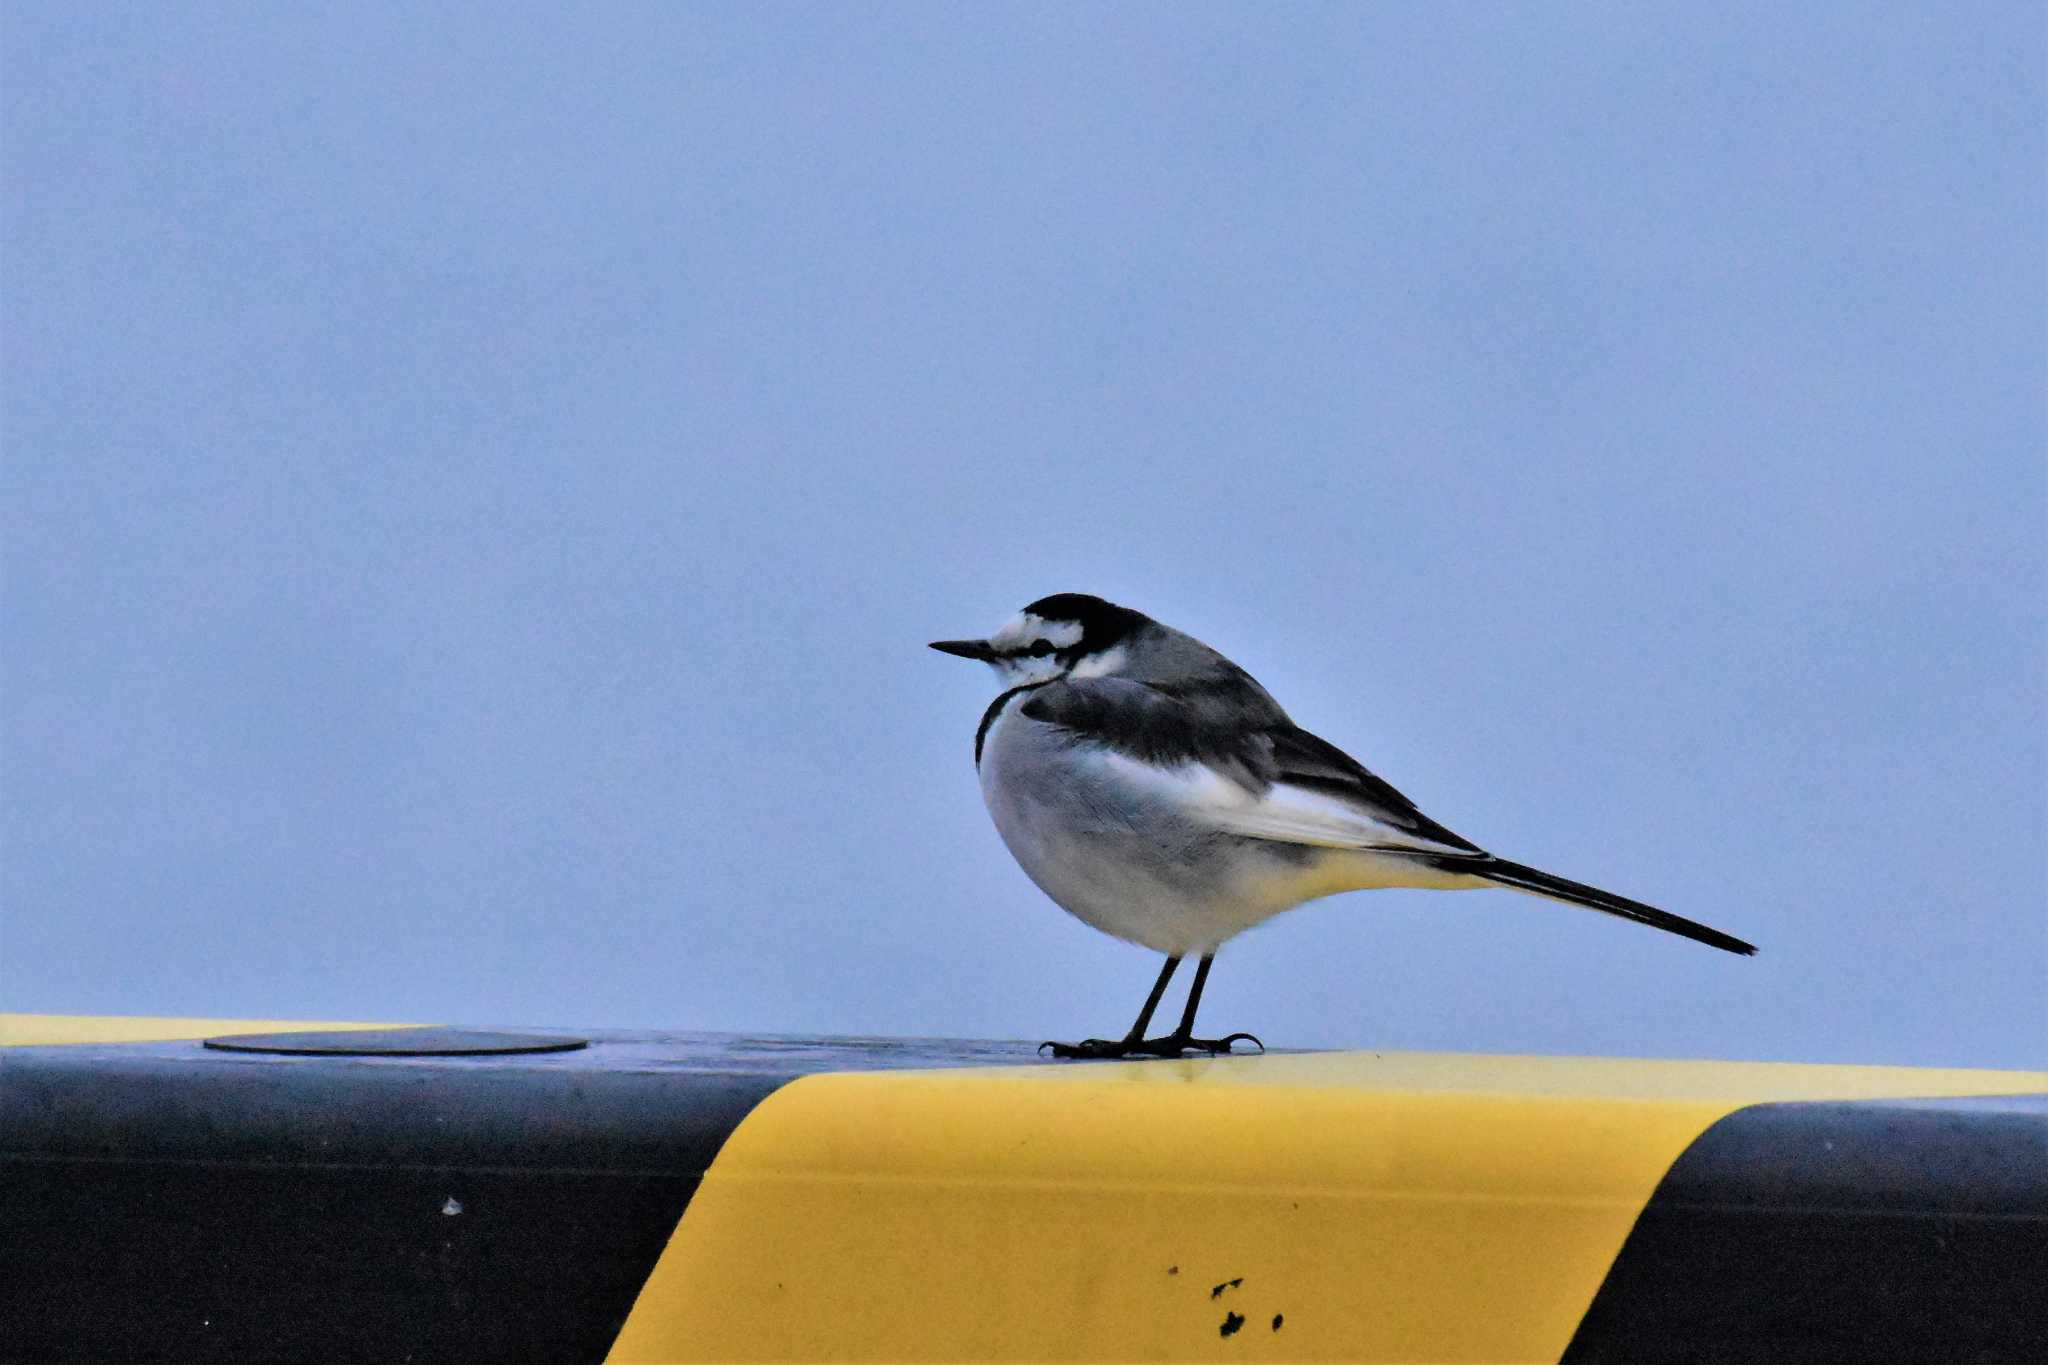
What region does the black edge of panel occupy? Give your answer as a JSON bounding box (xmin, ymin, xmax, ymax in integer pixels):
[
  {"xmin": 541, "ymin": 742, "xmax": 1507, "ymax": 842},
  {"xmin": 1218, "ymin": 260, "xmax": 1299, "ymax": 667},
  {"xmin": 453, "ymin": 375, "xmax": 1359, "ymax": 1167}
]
[
  {"xmin": 0, "ymin": 1030, "xmax": 1042, "ymax": 1365},
  {"xmin": 1562, "ymin": 1094, "xmax": 2048, "ymax": 1365}
]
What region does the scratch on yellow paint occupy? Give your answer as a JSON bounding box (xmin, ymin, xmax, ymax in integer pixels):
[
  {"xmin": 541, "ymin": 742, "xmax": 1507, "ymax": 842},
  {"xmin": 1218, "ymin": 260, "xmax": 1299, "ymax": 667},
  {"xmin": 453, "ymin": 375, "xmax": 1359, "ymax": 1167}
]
[{"xmin": 608, "ymin": 1050, "xmax": 2048, "ymax": 1363}]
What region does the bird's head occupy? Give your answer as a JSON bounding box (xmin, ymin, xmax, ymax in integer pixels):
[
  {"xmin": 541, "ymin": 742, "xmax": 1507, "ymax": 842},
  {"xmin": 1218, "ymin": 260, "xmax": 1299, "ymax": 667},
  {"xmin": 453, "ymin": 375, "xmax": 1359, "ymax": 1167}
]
[{"xmin": 929, "ymin": 593, "xmax": 1148, "ymax": 687}]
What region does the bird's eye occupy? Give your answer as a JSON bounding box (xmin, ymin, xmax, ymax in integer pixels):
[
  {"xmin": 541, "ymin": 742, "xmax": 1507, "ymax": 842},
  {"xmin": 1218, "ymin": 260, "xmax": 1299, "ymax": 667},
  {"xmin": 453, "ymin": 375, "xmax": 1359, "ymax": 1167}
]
[{"xmin": 1023, "ymin": 639, "xmax": 1060, "ymax": 657}]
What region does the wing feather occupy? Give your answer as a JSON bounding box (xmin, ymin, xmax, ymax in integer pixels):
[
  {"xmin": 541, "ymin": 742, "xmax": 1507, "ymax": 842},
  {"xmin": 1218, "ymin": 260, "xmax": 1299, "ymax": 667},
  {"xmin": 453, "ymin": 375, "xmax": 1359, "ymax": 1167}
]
[
  {"xmin": 1019, "ymin": 677, "xmax": 1481, "ymax": 855},
  {"xmin": 1265, "ymin": 726, "xmax": 1480, "ymax": 853}
]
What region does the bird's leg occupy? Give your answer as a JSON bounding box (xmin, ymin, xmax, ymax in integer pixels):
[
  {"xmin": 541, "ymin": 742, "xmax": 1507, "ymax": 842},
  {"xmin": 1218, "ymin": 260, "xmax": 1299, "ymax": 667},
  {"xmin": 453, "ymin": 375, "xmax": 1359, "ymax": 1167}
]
[
  {"xmin": 1041, "ymin": 953, "xmax": 1263, "ymax": 1060},
  {"xmin": 1124, "ymin": 953, "xmax": 1181, "ymax": 1039},
  {"xmin": 1136, "ymin": 953, "xmax": 1263, "ymax": 1056},
  {"xmin": 1041, "ymin": 956, "xmax": 1180, "ymax": 1059}
]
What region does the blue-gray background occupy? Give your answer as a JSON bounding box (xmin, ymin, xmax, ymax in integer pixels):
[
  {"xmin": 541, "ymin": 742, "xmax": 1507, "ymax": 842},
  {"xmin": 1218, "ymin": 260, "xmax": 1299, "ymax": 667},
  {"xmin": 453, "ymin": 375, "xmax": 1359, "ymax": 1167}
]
[{"xmin": 5, "ymin": 5, "xmax": 2042, "ymax": 1068}]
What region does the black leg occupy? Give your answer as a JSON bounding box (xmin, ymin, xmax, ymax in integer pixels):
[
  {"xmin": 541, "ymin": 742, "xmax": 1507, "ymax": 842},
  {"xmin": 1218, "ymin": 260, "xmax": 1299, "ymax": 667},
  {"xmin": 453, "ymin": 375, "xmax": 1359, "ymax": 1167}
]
[
  {"xmin": 1151, "ymin": 953, "xmax": 1262, "ymax": 1056},
  {"xmin": 1126, "ymin": 955, "xmax": 1181, "ymax": 1039},
  {"xmin": 1041, "ymin": 956, "xmax": 1179, "ymax": 1059},
  {"xmin": 1173, "ymin": 953, "xmax": 1217, "ymax": 1037},
  {"xmin": 1041, "ymin": 952, "xmax": 1262, "ymax": 1060}
]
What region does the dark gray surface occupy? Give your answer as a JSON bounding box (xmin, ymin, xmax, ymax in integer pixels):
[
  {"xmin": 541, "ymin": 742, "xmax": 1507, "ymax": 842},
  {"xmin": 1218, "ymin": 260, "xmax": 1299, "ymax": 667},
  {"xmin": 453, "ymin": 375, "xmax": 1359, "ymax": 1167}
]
[
  {"xmin": 0, "ymin": 1030, "xmax": 1045, "ymax": 1364},
  {"xmin": 1563, "ymin": 1094, "xmax": 2048, "ymax": 1365},
  {"xmin": 1, "ymin": 1029, "xmax": 1047, "ymax": 1166}
]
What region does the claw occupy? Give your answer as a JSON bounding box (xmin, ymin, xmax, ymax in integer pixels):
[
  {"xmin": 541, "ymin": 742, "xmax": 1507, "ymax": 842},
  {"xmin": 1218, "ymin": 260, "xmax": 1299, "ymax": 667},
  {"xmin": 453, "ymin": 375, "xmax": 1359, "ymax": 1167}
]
[
  {"xmin": 1041, "ymin": 1038, "xmax": 1127, "ymax": 1059},
  {"xmin": 1039, "ymin": 1031, "xmax": 1267, "ymax": 1060}
]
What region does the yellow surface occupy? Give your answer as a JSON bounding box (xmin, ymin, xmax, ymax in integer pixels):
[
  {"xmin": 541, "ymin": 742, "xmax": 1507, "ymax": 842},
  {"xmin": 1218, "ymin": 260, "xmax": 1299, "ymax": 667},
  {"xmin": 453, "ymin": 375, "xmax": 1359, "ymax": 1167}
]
[
  {"xmin": 0, "ymin": 1013, "xmax": 407, "ymax": 1046},
  {"xmin": 609, "ymin": 1049, "xmax": 2048, "ymax": 1363}
]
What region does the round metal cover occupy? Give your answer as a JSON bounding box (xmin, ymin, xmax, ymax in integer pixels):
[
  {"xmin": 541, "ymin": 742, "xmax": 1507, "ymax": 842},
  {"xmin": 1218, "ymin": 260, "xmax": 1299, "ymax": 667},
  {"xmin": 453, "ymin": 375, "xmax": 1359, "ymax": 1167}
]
[{"xmin": 202, "ymin": 1027, "xmax": 589, "ymax": 1057}]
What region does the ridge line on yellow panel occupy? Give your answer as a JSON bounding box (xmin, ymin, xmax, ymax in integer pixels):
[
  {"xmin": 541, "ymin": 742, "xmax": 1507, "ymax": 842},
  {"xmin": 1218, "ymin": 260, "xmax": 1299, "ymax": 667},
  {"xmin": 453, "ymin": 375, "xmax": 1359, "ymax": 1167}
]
[{"xmin": 606, "ymin": 1051, "xmax": 2048, "ymax": 1362}]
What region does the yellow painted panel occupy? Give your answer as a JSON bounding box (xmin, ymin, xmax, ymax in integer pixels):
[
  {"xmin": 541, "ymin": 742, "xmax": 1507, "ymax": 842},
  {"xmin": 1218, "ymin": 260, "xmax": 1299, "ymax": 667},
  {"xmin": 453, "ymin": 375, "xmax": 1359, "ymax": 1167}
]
[
  {"xmin": 0, "ymin": 1013, "xmax": 407, "ymax": 1046},
  {"xmin": 609, "ymin": 1050, "xmax": 2048, "ymax": 1363}
]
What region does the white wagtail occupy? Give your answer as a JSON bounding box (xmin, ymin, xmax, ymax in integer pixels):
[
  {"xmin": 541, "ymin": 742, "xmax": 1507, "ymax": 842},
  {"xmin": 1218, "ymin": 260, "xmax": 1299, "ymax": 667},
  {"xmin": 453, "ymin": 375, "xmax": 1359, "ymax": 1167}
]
[{"xmin": 932, "ymin": 593, "xmax": 1756, "ymax": 1059}]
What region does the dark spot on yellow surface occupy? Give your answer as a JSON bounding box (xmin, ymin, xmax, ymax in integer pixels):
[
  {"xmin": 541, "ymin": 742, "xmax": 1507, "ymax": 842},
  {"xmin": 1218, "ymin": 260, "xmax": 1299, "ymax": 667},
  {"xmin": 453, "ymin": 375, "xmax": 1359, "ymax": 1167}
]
[
  {"xmin": 1220, "ymin": 1311, "xmax": 1245, "ymax": 1337},
  {"xmin": 1272, "ymin": 1313, "xmax": 1284, "ymax": 1331},
  {"xmin": 1209, "ymin": 1277, "xmax": 1242, "ymax": 1300},
  {"xmin": 1167, "ymin": 1265, "xmax": 1178, "ymax": 1276}
]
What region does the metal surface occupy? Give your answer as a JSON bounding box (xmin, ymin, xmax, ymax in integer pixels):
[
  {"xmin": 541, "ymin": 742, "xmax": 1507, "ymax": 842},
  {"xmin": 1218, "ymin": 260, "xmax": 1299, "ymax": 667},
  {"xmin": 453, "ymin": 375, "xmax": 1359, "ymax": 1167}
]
[
  {"xmin": 5, "ymin": 1021, "xmax": 2044, "ymax": 1364},
  {"xmin": 607, "ymin": 1051, "xmax": 2048, "ymax": 1363},
  {"xmin": 0, "ymin": 1028, "xmax": 1041, "ymax": 1365},
  {"xmin": 1562, "ymin": 1093, "xmax": 2048, "ymax": 1364}
]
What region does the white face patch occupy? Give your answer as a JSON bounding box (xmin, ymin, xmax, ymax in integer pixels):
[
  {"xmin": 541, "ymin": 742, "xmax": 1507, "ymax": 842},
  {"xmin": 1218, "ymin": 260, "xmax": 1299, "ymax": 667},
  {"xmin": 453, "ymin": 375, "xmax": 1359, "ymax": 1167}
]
[
  {"xmin": 1033, "ymin": 615, "xmax": 1085, "ymax": 649},
  {"xmin": 985, "ymin": 612, "xmax": 1030, "ymax": 652},
  {"xmin": 976, "ymin": 611, "xmax": 1088, "ymax": 686},
  {"xmin": 988, "ymin": 612, "xmax": 1082, "ymax": 652}
]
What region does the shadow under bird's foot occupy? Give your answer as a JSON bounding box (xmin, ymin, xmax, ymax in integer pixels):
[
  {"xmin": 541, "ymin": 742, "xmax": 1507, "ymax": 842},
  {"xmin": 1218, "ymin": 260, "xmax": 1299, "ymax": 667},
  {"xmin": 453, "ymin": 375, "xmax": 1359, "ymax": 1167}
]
[{"xmin": 1039, "ymin": 1031, "xmax": 1264, "ymax": 1060}]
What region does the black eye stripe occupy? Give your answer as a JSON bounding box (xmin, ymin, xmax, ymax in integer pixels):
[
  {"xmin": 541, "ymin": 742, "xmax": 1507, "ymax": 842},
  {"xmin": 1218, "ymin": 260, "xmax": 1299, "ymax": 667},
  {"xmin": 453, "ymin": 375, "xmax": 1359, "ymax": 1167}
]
[{"xmin": 998, "ymin": 639, "xmax": 1062, "ymax": 659}]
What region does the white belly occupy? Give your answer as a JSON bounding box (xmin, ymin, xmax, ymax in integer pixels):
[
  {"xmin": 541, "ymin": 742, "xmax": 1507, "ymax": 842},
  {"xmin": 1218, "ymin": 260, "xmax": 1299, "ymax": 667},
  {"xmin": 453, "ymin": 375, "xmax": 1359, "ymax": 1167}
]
[{"xmin": 976, "ymin": 700, "xmax": 1465, "ymax": 957}]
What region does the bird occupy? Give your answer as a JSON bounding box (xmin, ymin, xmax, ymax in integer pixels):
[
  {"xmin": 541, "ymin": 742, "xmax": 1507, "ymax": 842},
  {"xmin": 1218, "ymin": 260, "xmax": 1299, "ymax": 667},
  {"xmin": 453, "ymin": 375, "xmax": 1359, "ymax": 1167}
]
[{"xmin": 931, "ymin": 593, "xmax": 1756, "ymax": 1060}]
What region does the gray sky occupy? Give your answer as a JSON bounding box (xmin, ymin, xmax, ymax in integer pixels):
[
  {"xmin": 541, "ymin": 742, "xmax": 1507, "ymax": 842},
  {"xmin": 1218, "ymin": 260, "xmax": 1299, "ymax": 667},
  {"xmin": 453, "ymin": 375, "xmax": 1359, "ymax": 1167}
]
[{"xmin": 4, "ymin": 5, "xmax": 2042, "ymax": 1069}]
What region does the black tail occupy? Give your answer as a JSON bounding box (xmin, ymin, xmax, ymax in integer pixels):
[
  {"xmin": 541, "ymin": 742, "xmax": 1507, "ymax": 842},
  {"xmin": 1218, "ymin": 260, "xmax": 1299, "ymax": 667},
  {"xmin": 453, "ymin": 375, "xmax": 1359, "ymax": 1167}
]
[{"xmin": 1428, "ymin": 855, "xmax": 1757, "ymax": 956}]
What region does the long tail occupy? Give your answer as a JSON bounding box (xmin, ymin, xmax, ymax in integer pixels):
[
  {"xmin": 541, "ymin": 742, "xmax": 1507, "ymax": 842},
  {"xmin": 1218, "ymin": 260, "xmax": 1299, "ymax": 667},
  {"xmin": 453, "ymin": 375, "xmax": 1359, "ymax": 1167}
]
[{"xmin": 1423, "ymin": 855, "xmax": 1757, "ymax": 956}]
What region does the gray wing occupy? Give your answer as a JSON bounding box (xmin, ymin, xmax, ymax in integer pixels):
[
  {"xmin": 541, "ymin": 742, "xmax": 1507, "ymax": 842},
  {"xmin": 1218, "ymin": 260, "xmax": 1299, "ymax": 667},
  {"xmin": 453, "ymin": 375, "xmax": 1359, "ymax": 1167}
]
[
  {"xmin": 1262, "ymin": 724, "xmax": 1481, "ymax": 854},
  {"xmin": 1018, "ymin": 674, "xmax": 1274, "ymax": 790},
  {"xmin": 1020, "ymin": 676, "xmax": 1482, "ymax": 855}
]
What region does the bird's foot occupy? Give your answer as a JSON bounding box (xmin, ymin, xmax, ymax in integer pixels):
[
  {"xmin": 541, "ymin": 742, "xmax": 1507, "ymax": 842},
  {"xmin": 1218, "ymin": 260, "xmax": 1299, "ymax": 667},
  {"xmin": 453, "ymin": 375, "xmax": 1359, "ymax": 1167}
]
[
  {"xmin": 1038, "ymin": 1036, "xmax": 1135, "ymax": 1059},
  {"xmin": 1150, "ymin": 1031, "xmax": 1263, "ymax": 1057},
  {"xmin": 1039, "ymin": 1031, "xmax": 1265, "ymax": 1060}
]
